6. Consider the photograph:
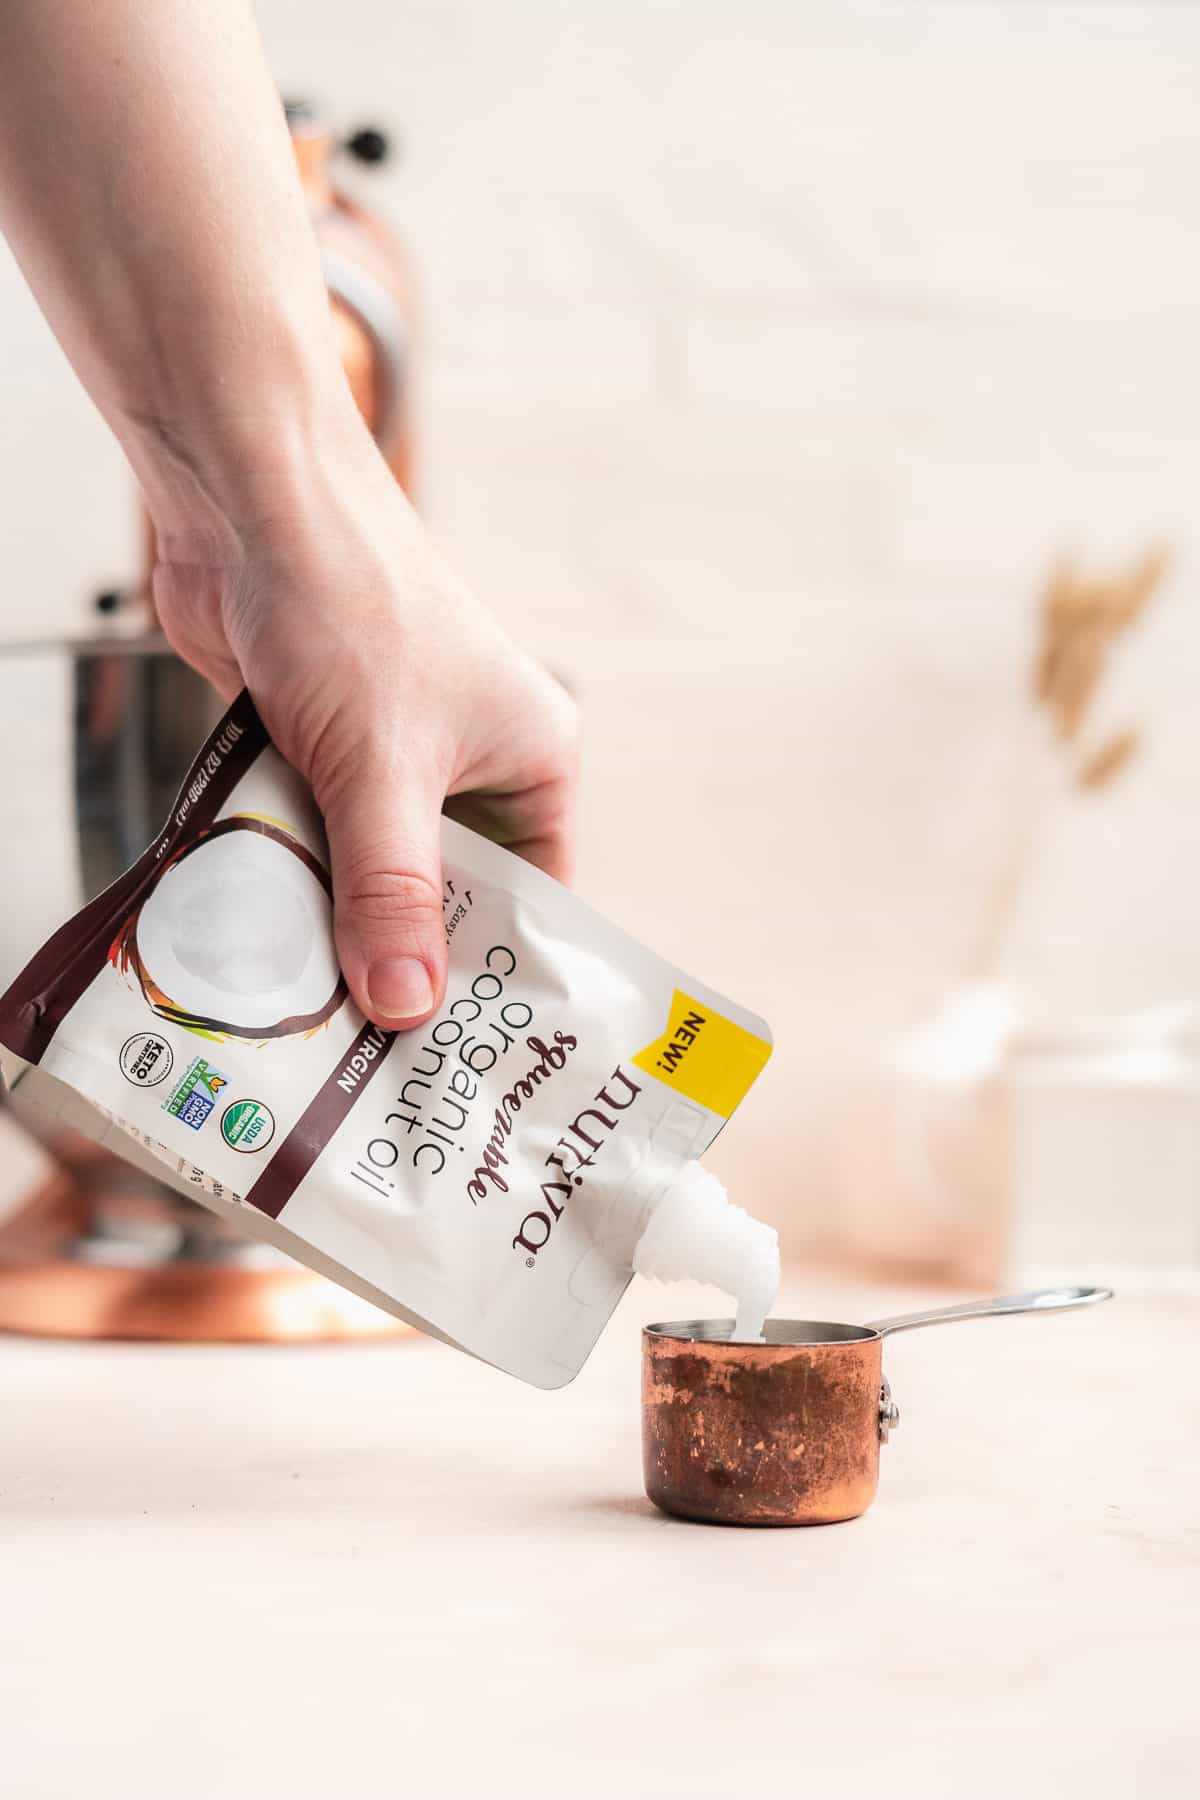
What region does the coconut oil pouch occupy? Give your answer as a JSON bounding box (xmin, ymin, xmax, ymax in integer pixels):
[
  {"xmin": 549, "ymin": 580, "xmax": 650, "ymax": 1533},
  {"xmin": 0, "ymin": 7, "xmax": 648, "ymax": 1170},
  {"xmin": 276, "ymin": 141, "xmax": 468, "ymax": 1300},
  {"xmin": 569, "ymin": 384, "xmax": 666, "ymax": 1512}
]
[{"xmin": 0, "ymin": 693, "xmax": 772, "ymax": 1386}]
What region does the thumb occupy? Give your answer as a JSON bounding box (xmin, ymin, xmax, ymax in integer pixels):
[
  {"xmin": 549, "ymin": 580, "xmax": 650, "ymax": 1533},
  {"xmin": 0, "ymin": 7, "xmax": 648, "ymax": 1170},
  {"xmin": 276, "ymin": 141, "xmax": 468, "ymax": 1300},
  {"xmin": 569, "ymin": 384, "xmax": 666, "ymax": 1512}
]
[{"xmin": 323, "ymin": 773, "xmax": 447, "ymax": 1030}]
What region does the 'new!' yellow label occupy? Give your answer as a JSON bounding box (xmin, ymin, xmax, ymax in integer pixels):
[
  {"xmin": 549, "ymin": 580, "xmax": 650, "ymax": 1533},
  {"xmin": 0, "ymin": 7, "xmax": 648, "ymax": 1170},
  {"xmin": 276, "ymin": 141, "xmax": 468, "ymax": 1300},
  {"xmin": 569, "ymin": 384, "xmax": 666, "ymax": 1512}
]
[{"xmin": 632, "ymin": 990, "xmax": 772, "ymax": 1119}]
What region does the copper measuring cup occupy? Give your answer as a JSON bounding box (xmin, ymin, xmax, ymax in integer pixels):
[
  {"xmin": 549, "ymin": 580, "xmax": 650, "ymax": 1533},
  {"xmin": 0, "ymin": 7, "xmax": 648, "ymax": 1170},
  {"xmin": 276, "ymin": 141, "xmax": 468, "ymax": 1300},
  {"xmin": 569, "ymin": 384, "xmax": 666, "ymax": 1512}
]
[{"xmin": 642, "ymin": 1284, "xmax": 1112, "ymax": 1526}]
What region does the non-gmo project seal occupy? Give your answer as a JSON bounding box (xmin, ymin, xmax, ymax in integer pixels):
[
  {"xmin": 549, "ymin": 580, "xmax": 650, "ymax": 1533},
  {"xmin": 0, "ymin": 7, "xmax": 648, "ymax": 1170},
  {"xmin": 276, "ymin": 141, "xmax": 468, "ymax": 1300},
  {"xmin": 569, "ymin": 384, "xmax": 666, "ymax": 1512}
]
[
  {"xmin": 220, "ymin": 1099, "xmax": 275, "ymax": 1153},
  {"xmin": 119, "ymin": 1032, "xmax": 174, "ymax": 1088}
]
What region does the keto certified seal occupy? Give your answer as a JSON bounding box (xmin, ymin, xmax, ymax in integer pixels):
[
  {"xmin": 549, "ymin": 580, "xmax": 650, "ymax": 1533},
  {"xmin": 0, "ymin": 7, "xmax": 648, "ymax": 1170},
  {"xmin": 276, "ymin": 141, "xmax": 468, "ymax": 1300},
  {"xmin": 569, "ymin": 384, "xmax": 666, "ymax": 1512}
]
[{"xmin": 119, "ymin": 1031, "xmax": 174, "ymax": 1088}]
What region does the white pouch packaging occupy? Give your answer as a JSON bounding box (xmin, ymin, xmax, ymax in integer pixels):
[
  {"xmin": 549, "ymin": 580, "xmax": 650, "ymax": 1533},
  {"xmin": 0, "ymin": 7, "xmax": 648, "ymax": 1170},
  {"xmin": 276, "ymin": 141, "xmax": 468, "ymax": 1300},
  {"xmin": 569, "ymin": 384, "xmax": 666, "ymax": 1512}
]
[{"xmin": 0, "ymin": 695, "xmax": 772, "ymax": 1385}]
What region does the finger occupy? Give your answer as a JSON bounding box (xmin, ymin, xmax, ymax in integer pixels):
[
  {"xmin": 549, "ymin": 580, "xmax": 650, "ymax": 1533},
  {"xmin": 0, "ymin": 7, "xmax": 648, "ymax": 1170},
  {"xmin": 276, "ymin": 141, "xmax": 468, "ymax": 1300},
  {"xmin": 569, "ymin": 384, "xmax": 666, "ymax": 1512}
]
[
  {"xmin": 442, "ymin": 777, "xmax": 575, "ymax": 884},
  {"xmin": 323, "ymin": 766, "xmax": 447, "ymax": 1031}
]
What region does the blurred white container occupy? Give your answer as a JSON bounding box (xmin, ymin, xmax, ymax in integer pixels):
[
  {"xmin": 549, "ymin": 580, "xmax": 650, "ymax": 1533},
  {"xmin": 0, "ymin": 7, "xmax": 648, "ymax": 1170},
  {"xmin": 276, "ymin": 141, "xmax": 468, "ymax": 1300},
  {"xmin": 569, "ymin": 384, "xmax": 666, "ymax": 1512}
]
[
  {"xmin": 837, "ymin": 983, "xmax": 1016, "ymax": 1285},
  {"xmin": 1011, "ymin": 1008, "xmax": 1200, "ymax": 1272},
  {"xmin": 838, "ymin": 991, "xmax": 1200, "ymax": 1285}
]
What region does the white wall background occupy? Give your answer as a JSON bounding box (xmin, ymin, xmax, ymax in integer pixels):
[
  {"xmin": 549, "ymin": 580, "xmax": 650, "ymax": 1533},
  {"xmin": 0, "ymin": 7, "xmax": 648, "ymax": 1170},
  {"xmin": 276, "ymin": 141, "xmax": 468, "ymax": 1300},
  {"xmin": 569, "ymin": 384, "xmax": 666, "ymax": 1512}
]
[{"xmin": 2, "ymin": 1, "xmax": 1199, "ymax": 1249}]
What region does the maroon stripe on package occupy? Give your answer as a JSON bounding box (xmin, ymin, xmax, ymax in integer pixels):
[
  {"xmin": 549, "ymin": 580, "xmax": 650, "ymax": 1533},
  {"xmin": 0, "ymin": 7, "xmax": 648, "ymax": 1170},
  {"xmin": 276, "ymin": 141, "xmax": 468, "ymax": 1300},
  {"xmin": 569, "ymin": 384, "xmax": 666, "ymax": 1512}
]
[
  {"xmin": 0, "ymin": 689, "xmax": 268, "ymax": 1065},
  {"xmin": 244, "ymin": 1021, "xmax": 396, "ymax": 1220}
]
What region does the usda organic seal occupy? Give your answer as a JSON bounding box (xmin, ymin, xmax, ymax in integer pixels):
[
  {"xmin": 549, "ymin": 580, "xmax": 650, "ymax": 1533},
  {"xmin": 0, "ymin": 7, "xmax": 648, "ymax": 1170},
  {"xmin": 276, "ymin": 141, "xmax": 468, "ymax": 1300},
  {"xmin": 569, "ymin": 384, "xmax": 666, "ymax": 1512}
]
[{"xmin": 220, "ymin": 1099, "xmax": 275, "ymax": 1153}]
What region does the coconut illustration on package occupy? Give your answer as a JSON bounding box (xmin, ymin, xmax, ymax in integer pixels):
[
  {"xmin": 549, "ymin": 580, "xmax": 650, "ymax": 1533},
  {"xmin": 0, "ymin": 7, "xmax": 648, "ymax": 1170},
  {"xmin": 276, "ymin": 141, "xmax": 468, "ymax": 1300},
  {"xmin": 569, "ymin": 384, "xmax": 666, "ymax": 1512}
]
[{"xmin": 109, "ymin": 816, "xmax": 347, "ymax": 1042}]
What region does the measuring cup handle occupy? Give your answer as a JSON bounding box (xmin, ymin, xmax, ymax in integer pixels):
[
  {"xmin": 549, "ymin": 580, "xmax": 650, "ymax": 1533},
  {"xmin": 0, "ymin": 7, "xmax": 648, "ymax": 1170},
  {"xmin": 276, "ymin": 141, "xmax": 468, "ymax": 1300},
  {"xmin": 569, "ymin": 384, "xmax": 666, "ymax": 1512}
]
[{"xmin": 867, "ymin": 1285, "xmax": 1113, "ymax": 1337}]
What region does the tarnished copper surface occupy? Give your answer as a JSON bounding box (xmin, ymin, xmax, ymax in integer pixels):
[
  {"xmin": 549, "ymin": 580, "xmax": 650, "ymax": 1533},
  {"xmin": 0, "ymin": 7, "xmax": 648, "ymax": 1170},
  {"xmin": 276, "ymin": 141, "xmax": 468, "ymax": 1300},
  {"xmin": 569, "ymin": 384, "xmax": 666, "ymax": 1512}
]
[{"xmin": 643, "ymin": 1329, "xmax": 882, "ymax": 1527}]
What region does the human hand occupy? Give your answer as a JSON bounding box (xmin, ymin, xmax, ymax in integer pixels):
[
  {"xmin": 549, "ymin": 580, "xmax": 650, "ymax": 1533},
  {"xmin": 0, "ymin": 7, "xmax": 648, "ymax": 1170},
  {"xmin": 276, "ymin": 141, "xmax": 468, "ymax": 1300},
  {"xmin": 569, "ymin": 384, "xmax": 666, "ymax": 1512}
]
[
  {"xmin": 0, "ymin": 1, "xmax": 577, "ymax": 1034},
  {"xmin": 152, "ymin": 422, "xmax": 579, "ymax": 1033}
]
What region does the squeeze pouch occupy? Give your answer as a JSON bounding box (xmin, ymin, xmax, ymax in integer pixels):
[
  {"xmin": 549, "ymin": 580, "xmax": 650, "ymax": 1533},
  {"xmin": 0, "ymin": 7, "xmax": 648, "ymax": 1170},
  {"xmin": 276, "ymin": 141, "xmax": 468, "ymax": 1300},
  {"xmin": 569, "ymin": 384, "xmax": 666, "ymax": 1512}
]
[{"xmin": 0, "ymin": 694, "xmax": 772, "ymax": 1386}]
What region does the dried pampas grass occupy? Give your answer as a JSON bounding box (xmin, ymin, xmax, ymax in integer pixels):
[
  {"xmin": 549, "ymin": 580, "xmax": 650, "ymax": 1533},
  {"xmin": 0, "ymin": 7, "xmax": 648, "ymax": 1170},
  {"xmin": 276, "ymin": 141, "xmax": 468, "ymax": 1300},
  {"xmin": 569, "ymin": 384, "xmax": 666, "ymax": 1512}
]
[
  {"xmin": 1035, "ymin": 544, "xmax": 1170, "ymax": 777},
  {"xmin": 966, "ymin": 543, "xmax": 1170, "ymax": 980}
]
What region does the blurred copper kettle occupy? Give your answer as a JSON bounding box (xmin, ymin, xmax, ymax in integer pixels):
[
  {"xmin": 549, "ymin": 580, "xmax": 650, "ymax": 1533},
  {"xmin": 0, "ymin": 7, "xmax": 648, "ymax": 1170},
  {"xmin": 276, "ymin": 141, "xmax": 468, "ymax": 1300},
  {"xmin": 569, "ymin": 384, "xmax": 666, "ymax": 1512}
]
[
  {"xmin": 0, "ymin": 96, "xmax": 420, "ymax": 1344},
  {"xmin": 90, "ymin": 95, "xmax": 419, "ymax": 893}
]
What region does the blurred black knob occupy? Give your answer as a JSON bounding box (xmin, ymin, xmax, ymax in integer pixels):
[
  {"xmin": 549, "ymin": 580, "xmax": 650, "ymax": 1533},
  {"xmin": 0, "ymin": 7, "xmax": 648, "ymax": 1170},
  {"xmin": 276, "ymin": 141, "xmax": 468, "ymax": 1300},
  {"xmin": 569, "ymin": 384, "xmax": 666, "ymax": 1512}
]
[
  {"xmin": 345, "ymin": 126, "xmax": 392, "ymax": 165},
  {"xmin": 94, "ymin": 588, "xmax": 123, "ymax": 616},
  {"xmin": 283, "ymin": 96, "xmax": 319, "ymax": 130}
]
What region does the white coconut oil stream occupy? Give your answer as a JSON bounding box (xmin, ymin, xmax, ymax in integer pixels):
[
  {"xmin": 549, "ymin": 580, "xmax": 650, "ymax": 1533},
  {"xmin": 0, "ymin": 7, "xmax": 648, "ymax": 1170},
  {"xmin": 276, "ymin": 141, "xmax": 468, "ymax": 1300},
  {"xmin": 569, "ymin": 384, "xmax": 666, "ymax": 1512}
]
[{"xmin": 631, "ymin": 1162, "xmax": 780, "ymax": 1341}]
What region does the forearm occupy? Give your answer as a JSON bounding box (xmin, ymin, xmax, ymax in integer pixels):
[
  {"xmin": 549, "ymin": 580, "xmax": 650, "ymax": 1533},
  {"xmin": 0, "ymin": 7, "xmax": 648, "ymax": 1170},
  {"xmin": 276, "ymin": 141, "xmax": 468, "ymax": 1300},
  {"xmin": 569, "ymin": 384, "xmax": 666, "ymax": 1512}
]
[{"xmin": 0, "ymin": 0, "xmax": 365, "ymax": 549}]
